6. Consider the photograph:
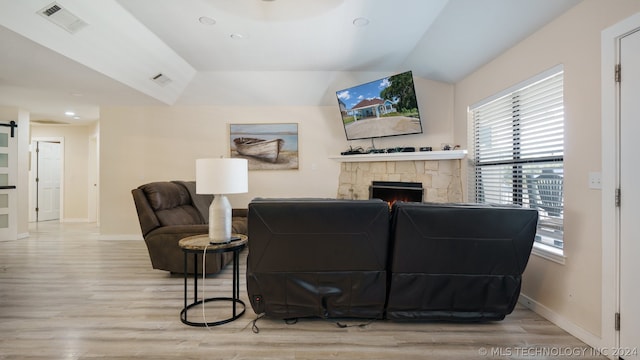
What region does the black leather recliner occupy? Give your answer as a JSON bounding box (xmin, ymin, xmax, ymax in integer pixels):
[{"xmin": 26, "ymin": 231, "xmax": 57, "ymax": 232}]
[
  {"xmin": 246, "ymin": 198, "xmax": 390, "ymax": 319},
  {"xmin": 386, "ymin": 202, "xmax": 539, "ymax": 321},
  {"xmin": 131, "ymin": 181, "xmax": 247, "ymax": 274}
]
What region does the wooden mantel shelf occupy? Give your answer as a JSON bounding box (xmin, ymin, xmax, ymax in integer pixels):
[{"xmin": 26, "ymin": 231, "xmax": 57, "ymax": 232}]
[{"xmin": 330, "ymin": 149, "xmax": 467, "ymax": 162}]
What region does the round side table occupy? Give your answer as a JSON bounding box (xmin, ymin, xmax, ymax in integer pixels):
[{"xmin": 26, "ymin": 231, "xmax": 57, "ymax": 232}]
[{"xmin": 178, "ymin": 234, "xmax": 248, "ymax": 327}]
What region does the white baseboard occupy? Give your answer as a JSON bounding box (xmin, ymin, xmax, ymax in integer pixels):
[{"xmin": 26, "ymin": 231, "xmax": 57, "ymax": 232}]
[
  {"xmin": 93, "ymin": 234, "xmax": 143, "ymax": 241},
  {"xmin": 60, "ymin": 218, "xmax": 90, "ymax": 223},
  {"xmin": 519, "ymin": 294, "xmax": 607, "ymax": 354}
]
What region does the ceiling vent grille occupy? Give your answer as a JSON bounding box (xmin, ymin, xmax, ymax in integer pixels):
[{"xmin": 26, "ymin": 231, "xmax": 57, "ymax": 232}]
[
  {"xmin": 151, "ymin": 73, "xmax": 172, "ymax": 87},
  {"xmin": 38, "ymin": 2, "xmax": 88, "ymax": 34}
]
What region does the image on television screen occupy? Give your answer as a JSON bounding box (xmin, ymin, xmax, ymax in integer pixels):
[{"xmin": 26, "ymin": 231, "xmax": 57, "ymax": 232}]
[{"xmin": 336, "ymin": 71, "xmax": 423, "ymax": 141}]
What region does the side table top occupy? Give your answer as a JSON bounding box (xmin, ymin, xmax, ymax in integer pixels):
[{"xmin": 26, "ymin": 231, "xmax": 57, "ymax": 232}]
[{"xmin": 179, "ymin": 234, "xmax": 248, "ymax": 251}]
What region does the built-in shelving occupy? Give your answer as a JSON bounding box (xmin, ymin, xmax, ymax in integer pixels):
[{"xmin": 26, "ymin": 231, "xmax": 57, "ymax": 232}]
[{"xmin": 329, "ymin": 149, "xmax": 467, "ymax": 162}]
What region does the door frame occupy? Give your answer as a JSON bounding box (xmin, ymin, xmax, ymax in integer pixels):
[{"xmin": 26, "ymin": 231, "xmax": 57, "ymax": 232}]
[
  {"xmin": 29, "ymin": 136, "xmax": 64, "ymax": 222},
  {"xmin": 601, "ymin": 12, "xmax": 640, "ymax": 354}
]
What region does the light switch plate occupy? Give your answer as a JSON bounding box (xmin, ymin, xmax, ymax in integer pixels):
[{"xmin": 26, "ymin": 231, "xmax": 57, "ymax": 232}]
[{"xmin": 588, "ymin": 172, "xmax": 602, "ymax": 189}]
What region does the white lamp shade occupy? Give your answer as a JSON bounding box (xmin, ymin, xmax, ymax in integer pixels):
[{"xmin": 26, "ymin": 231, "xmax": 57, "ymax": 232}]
[{"xmin": 196, "ymin": 158, "xmax": 248, "ymax": 195}]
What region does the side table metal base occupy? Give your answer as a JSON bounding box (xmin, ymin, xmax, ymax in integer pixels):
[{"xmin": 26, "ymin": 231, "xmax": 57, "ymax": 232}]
[
  {"xmin": 180, "ymin": 297, "xmax": 246, "ymax": 327},
  {"xmin": 179, "ymin": 234, "xmax": 248, "ymax": 327}
]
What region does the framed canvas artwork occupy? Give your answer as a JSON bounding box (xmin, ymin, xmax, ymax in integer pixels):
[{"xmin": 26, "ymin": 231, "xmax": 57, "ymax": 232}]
[{"xmin": 230, "ymin": 123, "xmax": 299, "ymax": 170}]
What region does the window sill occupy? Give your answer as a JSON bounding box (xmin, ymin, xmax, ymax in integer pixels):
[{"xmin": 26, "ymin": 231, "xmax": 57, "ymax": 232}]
[{"xmin": 532, "ymin": 241, "xmax": 565, "ymax": 265}]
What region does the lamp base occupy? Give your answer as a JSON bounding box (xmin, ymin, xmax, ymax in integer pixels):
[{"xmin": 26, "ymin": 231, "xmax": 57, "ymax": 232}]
[{"xmin": 209, "ymin": 194, "xmax": 232, "ymax": 243}]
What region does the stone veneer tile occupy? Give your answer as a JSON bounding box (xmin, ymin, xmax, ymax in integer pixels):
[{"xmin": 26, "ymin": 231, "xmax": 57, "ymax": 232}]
[
  {"xmin": 424, "ymin": 161, "xmax": 440, "ymax": 171},
  {"xmin": 387, "ymin": 174, "xmax": 402, "ymax": 182},
  {"xmin": 417, "ymin": 173, "xmax": 433, "ymax": 188},
  {"xmin": 395, "ymin": 161, "xmax": 417, "ymax": 174},
  {"xmin": 370, "ymin": 162, "xmax": 387, "ymax": 174},
  {"xmin": 438, "ymin": 159, "xmax": 455, "ymax": 175},
  {"xmin": 386, "ymin": 162, "xmax": 396, "ymax": 174},
  {"xmin": 432, "ymin": 174, "xmax": 452, "ymax": 189}
]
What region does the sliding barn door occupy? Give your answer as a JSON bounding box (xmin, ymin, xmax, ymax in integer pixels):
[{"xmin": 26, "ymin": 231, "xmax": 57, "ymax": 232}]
[{"xmin": 0, "ymin": 122, "xmax": 17, "ymax": 240}]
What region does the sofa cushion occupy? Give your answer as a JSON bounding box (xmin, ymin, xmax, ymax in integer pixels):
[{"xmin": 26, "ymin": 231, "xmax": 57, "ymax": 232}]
[
  {"xmin": 173, "ymin": 181, "xmax": 214, "ymax": 223},
  {"xmin": 389, "ymin": 202, "xmax": 538, "ymax": 275}
]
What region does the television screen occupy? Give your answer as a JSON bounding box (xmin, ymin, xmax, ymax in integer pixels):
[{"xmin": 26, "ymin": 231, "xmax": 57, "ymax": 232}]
[{"xmin": 336, "ymin": 71, "xmax": 423, "ymax": 141}]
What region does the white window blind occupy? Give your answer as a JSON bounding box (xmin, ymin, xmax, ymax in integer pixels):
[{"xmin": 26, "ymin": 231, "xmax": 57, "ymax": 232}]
[{"xmin": 469, "ymin": 67, "xmax": 564, "ymax": 250}]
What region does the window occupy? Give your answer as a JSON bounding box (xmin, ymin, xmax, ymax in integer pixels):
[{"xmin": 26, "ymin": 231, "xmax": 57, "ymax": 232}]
[{"xmin": 469, "ymin": 66, "xmax": 564, "ymax": 257}]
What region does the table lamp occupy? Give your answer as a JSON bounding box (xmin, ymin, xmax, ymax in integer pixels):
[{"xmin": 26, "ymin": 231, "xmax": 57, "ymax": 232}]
[{"xmin": 196, "ymin": 158, "xmax": 248, "ymax": 243}]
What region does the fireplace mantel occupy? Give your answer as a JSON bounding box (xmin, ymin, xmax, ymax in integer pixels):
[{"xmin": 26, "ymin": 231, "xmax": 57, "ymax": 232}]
[{"xmin": 330, "ymin": 149, "xmax": 467, "ymax": 162}]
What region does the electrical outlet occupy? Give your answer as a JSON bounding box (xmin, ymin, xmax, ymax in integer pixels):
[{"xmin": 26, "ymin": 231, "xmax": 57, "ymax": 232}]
[{"xmin": 588, "ymin": 172, "xmax": 602, "ymax": 189}]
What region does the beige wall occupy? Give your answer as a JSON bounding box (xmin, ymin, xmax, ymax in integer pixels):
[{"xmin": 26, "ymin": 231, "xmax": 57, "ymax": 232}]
[
  {"xmin": 453, "ymin": 0, "xmax": 640, "ymax": 341},
  {"xmin": 100, "ymin": 105, "xmax": 346, "ymax": 235},
  {"xmin": 100, "ymin": 105, "xmax": 341, "ymax": 235},
  {"xmin": 31, "ymin": 123, "xmax": 97, "ymax": 222},
  {"xmin": 99, "ymin": 76, "xmax": 454, "ymax": 236}
]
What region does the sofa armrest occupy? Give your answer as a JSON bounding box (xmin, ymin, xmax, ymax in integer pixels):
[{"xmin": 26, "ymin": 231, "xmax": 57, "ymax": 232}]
[
  {"xmin": 143, "ymin": 224, "xmax": 232, "ymax": 274},
  {"xmin": 131, "ymin": 188, "xmax": 161, "ymax": 236}
]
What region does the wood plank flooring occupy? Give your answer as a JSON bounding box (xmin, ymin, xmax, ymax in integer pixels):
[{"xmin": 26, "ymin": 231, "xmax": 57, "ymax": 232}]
[{"xmin": 0, "ymin": 222, "xmax": 606, "ymax": 359}]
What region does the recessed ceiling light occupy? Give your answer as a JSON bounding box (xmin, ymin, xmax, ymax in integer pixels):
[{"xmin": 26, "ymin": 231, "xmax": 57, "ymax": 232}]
[
  {"xmin": 73, "ymin": 116, "xmax": 80, "ymax": 120},
  {"xmin": 64, "ymin": 111, "xmax": 75, "ymax": 116},
  {"xmin": 352, "ymin": 17, "xmax": 370, "ymax": 27},
  {"xmin": 198, "ymin": 16, "xmax": 216, "ymax": 25},
  {"xmin": 230, "ymin": 33, "xmax": 245, "ymax": 40}
]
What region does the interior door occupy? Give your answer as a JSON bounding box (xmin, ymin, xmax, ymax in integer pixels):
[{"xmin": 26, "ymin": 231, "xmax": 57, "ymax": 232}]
[
  {"xmin": 35, "ymin": 141, "xmax": 61, "ymax": 221},
  {"xmin": 0, "ymin": 122, "xmax": 17, "ymax": 240},
  {"xmin": 619, "ymin": 28, "xmax": 640, "ymax": 360},
  {"xmin": 87, "ymin": 136, "xmax": 98, "ymax": 223}
]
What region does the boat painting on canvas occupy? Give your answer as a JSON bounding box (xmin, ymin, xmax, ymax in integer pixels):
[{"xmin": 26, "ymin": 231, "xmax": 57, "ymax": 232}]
[{"xmin": 230, "ymin": 123, "xmax": 298, "ymax": 170}]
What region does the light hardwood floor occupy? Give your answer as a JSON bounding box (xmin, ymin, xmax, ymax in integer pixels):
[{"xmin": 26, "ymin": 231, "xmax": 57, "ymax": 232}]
[{"xmin": 0, "ymin": 222, "xmax": 606, "ymax": 360}]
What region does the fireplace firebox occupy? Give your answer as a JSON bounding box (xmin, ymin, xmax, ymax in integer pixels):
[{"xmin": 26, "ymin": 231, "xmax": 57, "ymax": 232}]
[{"xmin": 369, "ymin": 181, "xmax": 424, "ymax": 207}]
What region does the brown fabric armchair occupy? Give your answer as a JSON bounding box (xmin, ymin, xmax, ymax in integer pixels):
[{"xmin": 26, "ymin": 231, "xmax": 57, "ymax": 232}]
[{"xmin": 131, "ymin": 181, "xmax": 247, "ymax": 274}]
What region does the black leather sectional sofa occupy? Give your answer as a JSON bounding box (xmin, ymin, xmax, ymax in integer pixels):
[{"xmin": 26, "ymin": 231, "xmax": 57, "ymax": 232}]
[{"xmin": 246, "ymin": 199, "xmax": 539, "ymax": 322}]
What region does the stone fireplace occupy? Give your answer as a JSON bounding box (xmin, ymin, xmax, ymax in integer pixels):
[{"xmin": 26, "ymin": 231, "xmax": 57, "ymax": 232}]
[{"xmin": 336, "ymin": 156, "xmax": 463, "ymax": 203}]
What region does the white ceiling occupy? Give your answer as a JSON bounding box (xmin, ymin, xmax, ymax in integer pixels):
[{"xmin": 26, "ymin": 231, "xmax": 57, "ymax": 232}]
[{"xmin": 0, "ymin": 0, "xmax": 581, "ymax": 124}]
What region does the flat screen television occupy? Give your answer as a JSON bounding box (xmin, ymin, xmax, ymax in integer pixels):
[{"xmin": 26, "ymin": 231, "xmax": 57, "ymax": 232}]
[{"xmin": 336, "ymin": 70, "xmax": 423, "ymax": 141}]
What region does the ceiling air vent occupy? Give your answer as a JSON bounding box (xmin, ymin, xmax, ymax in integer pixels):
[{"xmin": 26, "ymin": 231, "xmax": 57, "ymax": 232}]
[
  {"xmin": 38, "ymin": 2, "xmax": 88, "ymax": 34},
  {"xmin": 151, "ymin": 73, "xmax": 172, "ymax": 87}
]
